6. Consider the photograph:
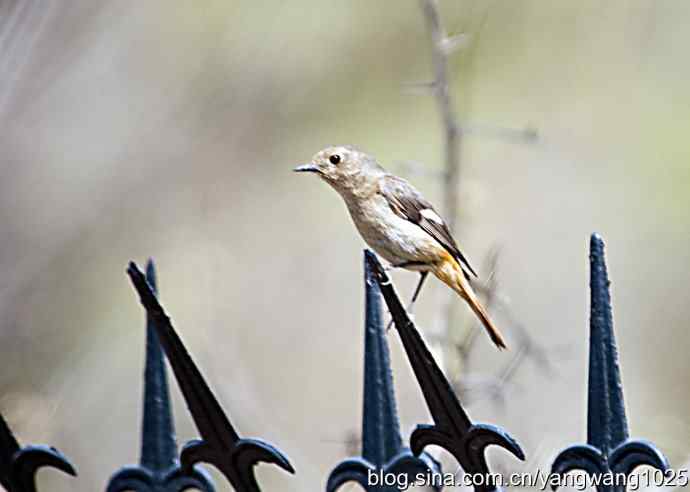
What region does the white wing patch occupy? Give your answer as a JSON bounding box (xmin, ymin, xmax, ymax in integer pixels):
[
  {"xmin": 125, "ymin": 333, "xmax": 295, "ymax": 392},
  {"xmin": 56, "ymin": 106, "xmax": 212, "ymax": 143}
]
[{"xmin": 420, "ymin": 208, "xmax": 443, "ymax": 224}]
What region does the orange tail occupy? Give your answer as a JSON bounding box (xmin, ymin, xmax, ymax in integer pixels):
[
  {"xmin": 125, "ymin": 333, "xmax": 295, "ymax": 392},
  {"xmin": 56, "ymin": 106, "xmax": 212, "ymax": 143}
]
[{"xmin": 432, "ymin": 257, "xmax": 508, "ymax": 350}]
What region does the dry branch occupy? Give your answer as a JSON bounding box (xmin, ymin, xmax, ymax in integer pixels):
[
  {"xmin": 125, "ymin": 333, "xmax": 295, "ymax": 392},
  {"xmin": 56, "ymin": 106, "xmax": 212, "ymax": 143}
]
[{"xmin": 416, "ymin": 0, "xmax": 550, "ymax": 403}]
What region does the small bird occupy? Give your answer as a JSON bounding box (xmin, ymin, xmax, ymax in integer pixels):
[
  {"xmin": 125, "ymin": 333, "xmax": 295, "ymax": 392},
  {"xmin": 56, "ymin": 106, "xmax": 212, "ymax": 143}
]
[{"xmin": 294, "ymin": 145, "xmax": 507, "ymax": 350}]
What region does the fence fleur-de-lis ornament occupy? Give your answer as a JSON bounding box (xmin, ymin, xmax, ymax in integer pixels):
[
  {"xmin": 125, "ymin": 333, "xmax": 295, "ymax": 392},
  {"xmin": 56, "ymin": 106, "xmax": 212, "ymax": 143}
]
[
  {"xmin": 366, "ymin": 250, "xmax": 524, "ymax": 492},
  {"xmin": 326, "ymin": 254, "xmax": 442, "ymax": 491},
  {"xmin": 0, "ymin": 412, "xmax": 76, "ymax": 492},
  {"xmin": 107, "ymin": 260, "xmax": 214, "ymax": 491},
  {"xmin": 127, "ymin": 262, "xmax": 294, "ymax": 492},
  {"xmin": 550, "ymin": 234, "xmax": 669, "ymax": 492}
]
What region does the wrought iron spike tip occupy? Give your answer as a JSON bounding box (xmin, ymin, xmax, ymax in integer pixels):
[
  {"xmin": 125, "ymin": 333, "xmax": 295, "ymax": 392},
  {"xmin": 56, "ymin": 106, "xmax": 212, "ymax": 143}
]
[
  {"xmin": 587, "ymin": 233, "xmax": 629, "ymax": 452},
  {"xmin": 128, "ymin": 262, "xmax": 159, "ymax": 313},
  {"xmin": 326, "ymin": 252, "xmax": 442, "ymax": 491},
  {"xmin": 140, "ymin": 259, "xmax": 178, "ymax": 473},
  {"xmin": 0, "ymin": 413, "xmax": 76, "ymax": 492},
  {"xmin": 127, "ymin": 261, "xmax": 294, "ymax": 492},
  {"xmin": 365, "ymin": 252, "xmax": 470, "ymax": 433},
  {"xmin": 145, "ymin": 259, "xmax": 157, "ymax": 291},
  {"xmin": 108, "ymin": 259, "xmax": 214, "ymax": 491},
  {"xmin": 550, "ymin": 234, "xmax": 669, "ymax": 491},
  {"xmin": 362, "ymin": 255, "xmax": 402, "ymax": 465},
  {"xmin": 365, "ymin": 251, "xmax": 523, "ymax": 492}
]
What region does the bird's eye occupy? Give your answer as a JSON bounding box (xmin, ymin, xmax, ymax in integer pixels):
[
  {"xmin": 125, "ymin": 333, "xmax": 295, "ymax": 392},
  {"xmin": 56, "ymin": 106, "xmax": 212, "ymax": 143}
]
[{"xmin": 329, "ymin": 154, "xmax": 341, "ymax": 165}]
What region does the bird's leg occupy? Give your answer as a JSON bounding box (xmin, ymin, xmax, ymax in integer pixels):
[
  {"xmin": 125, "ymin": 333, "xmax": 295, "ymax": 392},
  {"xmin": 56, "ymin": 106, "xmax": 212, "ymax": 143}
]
[
  {"xmin": 386, "ymin": 271, "xmax": 429, "ymax": 331},
  {"xmin": 410, "ymin": 271, "xmax": 429, "ymax": 305}
]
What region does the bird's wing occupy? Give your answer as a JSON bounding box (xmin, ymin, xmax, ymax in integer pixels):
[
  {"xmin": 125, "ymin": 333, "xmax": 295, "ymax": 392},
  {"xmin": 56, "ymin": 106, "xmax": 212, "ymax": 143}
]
[{"xmin": 379, "ymin": 174, "xmax": 478, "ymax": 277}]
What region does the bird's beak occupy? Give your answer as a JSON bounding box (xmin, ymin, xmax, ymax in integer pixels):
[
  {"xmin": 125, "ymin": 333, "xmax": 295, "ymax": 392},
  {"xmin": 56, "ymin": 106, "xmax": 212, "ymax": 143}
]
[{"xmin": 293, "ymin": 163, "xmax": 320, "ymax": 174}]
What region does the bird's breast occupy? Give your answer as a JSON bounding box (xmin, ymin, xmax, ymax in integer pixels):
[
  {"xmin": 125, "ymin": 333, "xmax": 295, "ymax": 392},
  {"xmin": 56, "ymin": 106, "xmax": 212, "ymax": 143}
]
[{"xmin": 345, "ymin": 194, "xmax": 441, "ymax": 266}]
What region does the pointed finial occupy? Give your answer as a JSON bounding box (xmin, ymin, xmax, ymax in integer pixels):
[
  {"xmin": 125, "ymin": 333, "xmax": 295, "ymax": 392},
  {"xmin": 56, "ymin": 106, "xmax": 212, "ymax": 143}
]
[
  {"xmin": 139, "ymin": 259, "xmax": 177, "ymax": 472},
  {"xmin": 107, "ymin": 259, "xmax": 214, "ymax": 491},
  {"xmin": 366, "ymin": 250, "xmax": 524, "ymax": 492},
  {"xmin": 587, "ymin": 234, "xmax": 628, "ymax": 453},
  {"xmin": 126, "ymin": 261, "xmax": 294, "ymax": 492},
  {"xmin": 362, "ymin": 256, "xmax": 403, "ymax": 465},
  {"xmin": 551, "ymin": 234, "xmax": 669, "ymax": 491},
  {"xmin": 325, "ymin": 252, "xmax": 441, "ymax": 492}
]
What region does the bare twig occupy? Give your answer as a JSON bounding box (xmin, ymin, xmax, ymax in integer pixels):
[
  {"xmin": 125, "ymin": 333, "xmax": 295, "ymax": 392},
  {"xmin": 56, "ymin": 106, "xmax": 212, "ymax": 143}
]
[
  {"xmin": 419, "ymin": 0, "xmax": 461, "ymax": 233},
  {"xmin": 451, "ymin": 251, "xmax": 556, "ymax": 404},
  {"xmin": 472, "ymin": 279, "xmax": 553, "ymax": 376},
  {"xmin": 417, "ymin": 0, "xmax": 550, "ymax": 405},
  {"xmin": 460, "ymin": 123, "xmax": 539, "ymax": 143},
  {"xmin": 418, "ymin": 0, "xmax": 467, "ymax": 386}
]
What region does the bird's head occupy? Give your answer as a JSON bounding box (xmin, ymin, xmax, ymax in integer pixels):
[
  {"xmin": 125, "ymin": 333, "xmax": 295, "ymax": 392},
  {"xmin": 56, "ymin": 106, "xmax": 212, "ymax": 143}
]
[{"xmin": 294, "ymin": 145, "xmax": 383, "ymax": 196}]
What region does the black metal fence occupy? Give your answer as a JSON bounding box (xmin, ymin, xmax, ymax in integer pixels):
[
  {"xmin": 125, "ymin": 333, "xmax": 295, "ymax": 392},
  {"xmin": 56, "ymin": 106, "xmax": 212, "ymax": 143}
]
[{"xmin": 0, "ymin": 234, "xmax": 671, "ymax": 491}]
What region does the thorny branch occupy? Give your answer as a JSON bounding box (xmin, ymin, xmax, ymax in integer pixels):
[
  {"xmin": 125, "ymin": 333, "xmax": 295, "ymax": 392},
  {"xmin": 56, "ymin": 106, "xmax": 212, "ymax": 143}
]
[
  {"xmin": 418, "ymin": 0, "xmax": 465, "ymax": 395},
  {"xmin": 419, "ymin": 0, "xmax": 462, "ymax": 235},
  {"xmin": 417, "ymin": 0, "xmax": 550, "ymax": 402},
  {"xmin": 454, "ymin": 252, "xmax": 554, "ymax": 404}
]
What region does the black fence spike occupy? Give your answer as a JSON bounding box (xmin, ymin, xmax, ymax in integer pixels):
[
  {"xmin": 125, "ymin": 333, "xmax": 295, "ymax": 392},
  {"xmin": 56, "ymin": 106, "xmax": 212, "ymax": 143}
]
[
  {"xmin": 0, "ymin": 412, "xmax": 76, "ymax": 492},
  {"xmin": 587, "ymin": 234, "xmax": 628, "ymax": 453},
  {"xmin": 139, "ymin": 259, "xmax": 178, "ymax": 473},
  {"xmin": 326, "ymin": 254, "xmax": 441, "ymax": 492},
  {"xmin": 107, "ymin": 260, "xmax": 214, "ymax": 491},
  {"xmin": 365, "ymin": 250, "xmax": 524, "ymax": 492},
  {"xmin": 126, "ymin": 261, "xmax": 294, "ymax": 492},
  {"xmin": 550, "ymin": 234, "xmax": 669, "ymax": 492},
  {"xmin": 361, "ymin": 254, "xmax": 402, "ymax": 466}
]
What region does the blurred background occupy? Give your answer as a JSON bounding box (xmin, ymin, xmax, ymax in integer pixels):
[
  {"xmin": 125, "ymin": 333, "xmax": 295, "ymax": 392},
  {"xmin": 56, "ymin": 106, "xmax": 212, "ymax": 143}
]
[{"xmin": 1, "ymin": 0, "xmax": 689, "ymax": 490}]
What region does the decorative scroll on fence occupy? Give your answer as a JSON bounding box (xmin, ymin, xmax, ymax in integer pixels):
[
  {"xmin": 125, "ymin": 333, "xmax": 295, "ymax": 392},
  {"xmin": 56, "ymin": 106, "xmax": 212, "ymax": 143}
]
[{"xmin": 0, "ymin": 410, "xmax": 75, "ymax": 492}]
